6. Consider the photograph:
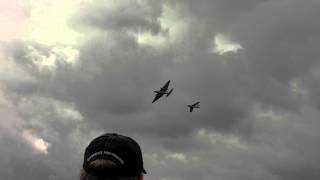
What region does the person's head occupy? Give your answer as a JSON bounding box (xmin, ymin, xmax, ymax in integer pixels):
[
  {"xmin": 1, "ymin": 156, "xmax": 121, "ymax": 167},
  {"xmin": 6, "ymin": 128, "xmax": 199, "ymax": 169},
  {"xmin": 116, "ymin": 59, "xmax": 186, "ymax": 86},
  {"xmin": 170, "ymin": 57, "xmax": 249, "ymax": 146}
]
[{"xmin": 81, "ymin": 133, "xmax": 146, "ymax": 180}]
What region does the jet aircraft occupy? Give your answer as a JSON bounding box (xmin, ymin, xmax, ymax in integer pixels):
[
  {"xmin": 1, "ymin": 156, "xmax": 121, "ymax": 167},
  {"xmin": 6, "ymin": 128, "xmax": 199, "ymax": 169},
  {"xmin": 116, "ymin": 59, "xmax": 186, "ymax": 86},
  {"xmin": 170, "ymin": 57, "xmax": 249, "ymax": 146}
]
[
  {"xmin": 152, "ymin": 80, "xmax": 173, "ymax": 103},
  {"xmin": 187, "ymin": 101, "xmax": 200, "ymax": 112}
]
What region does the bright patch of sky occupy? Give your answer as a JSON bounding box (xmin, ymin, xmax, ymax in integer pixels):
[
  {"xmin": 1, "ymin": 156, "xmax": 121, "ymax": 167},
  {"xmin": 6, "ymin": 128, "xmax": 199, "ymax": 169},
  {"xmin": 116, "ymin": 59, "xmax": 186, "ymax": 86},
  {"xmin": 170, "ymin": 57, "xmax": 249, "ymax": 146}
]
[
  {"xmin": 213, "ymin": 33, "xmax": 242, "ymax": 55},
  {"xmin": 0, "ymin": 0, "xmax": 84, "ymax": 45},
  {"xmin": 17, "ymin": 95, "xmax": 83, "ymax": 123},
  {"xmin": 22, "ymin": 130, "xmax": 50, "ymax": 154},
  {"xmin": 25, "ymin": 45, "xmax": 80, "ymax": 72},
  {"xmin": 166, "ymin": 153, "xmax": 187, "ymax": 162},
  {"xmin": 26, "ymin": 0, "xmax": 83, "ymax": 45},
  {"xmin": 0, "ymin": 0, "xmax": 28, "ymax": 41},
  {"xmin": 130, "ymin": 3, "xmax": 191, "ymax": 48},
  {"xmin": 53, "ymin": 101, "xmax": 83, "ymax": 122},
  {"xmin": 26, "ymin": 45, "xmax": 57, "ymax": 72},
  {"xmin": 158, "ymin": 3, "xmax": 190, "ymax": 43},
  {"xmin": 129, "ymin": 31, "xmax": 168, "ymax": 48},
  {"xmin": 197, "ymin": 129, "xmax": 248, "ymax": 150},
  {"xmin": 52, "ymin": 46, "xmax": 80, "ymax": 67}
]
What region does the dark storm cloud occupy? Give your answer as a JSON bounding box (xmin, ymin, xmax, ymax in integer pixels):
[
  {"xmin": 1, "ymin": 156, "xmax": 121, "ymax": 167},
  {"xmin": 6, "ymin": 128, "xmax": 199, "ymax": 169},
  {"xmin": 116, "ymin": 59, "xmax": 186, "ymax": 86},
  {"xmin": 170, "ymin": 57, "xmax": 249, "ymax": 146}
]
[
  {"xmin": 229, "ymin": 0, "xmax": 320, "ymax": 113},
  {"xmin": 2, "ymin": 0, "xmax": 320, "ymax": 179},
  {"xmin": 302, "ymin": 71, "xmax": 320, "ymax": 110},
  {"xmin": 236, "ymin": 0, "xmax": 320, "ymax": 80}
]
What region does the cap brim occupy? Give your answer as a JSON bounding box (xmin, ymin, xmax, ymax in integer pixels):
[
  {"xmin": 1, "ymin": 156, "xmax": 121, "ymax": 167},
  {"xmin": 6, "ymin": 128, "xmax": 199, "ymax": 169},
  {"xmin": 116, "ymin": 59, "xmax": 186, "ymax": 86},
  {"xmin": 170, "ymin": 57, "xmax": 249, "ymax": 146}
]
[{"xmin": 142, "ymin": 168, "xmax": 147, "ymax": 174}]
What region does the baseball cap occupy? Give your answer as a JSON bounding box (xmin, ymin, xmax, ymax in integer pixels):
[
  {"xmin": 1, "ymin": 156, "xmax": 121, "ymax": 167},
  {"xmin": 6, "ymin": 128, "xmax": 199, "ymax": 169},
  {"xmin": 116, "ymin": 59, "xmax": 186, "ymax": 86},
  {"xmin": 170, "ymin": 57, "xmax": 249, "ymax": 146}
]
[{"xmin": 83, "ymin": 133, "xmax": 146, "ymax": 178}]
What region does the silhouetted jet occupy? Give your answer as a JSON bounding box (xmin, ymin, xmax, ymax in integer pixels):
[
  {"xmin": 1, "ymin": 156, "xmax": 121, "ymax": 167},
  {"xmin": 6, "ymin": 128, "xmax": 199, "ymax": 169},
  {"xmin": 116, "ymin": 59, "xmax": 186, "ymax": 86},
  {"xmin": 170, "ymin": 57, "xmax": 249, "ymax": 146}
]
[
  {"xmin": 187, "ymin": 101, "xmax": 200, "ymax": 112},
  {"xmin": 152, "ymin": 80, "xmax": 173, "ymax": 103}
]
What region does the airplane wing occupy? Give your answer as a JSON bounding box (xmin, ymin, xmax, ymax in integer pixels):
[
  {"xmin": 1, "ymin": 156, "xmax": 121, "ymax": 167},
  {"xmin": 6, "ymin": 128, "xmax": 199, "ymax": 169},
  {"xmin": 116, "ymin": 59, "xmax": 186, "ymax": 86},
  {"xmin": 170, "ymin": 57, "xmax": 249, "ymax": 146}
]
[
  {"xmin": 193, "ymin": 101, "xmax": 200, "ymax": 106},
  {"xmin": 152, "ymin": 93, "xmax": 164, "ymax": 103},
  {"xmin": 161, "ymin": 80, "xmax": 170, "ymax": 91}
]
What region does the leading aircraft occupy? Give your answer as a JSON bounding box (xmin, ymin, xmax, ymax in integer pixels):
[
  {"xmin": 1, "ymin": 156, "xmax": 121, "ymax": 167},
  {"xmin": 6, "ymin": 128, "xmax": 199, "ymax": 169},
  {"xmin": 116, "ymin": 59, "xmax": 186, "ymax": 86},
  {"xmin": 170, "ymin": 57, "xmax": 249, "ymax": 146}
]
[
  {"xmin": 187, "ymin": 101, "xmax": 200, "ymax": 112},
  {"xmin": 152, "ymin": 80, "xmax": 173, "ymax": 103}
]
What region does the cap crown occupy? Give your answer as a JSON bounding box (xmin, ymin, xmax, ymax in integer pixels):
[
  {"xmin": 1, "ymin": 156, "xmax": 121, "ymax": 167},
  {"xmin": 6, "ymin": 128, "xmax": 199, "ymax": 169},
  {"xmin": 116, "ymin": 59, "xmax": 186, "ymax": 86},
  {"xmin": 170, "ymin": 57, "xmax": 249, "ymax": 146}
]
[{"xmin": 83, "ymin": 133, "xmax": 145, "ymax": 177}]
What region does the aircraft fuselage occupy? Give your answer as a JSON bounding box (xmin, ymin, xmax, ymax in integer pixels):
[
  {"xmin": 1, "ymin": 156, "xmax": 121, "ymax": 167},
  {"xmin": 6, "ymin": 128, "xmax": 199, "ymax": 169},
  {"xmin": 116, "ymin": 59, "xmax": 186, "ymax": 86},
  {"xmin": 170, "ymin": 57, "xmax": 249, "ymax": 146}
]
[
  {"xmin": 188, "ymin": 105, "xmax": 199, "ymax": 108},
  {"xmin": 154, "ymin": 90, "xmax": 168, "ymax": 94}
]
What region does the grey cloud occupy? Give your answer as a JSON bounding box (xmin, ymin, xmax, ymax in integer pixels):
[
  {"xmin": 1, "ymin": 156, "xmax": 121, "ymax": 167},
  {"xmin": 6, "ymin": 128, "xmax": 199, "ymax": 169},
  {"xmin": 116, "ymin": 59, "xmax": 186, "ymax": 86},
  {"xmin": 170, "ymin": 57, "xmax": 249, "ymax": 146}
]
[
  {"xmin": 299, "ymin": 68, "xmax": 320, "ymax": 110},
  {"xmin": 2, "ymin": 0, "xmax": 320, "ymax": 179},
  {"xmin": 234, "ymin": 0, "xmax": 320, "ymax": 81}
]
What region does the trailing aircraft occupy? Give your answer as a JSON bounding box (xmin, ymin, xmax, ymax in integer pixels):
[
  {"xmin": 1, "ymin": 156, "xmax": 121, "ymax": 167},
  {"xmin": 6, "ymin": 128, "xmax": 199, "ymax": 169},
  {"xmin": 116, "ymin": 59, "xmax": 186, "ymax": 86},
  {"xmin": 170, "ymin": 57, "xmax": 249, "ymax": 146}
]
[{"xmin": 187, "ymin": 101, "xmax": 200, "ymax": 112}]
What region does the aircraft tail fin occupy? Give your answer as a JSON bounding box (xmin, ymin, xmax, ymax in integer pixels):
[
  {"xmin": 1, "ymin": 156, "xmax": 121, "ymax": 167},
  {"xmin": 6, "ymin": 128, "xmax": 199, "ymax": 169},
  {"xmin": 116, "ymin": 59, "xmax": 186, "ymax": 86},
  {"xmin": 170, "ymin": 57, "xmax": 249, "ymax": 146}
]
[
  {"xmin": 166, "ymin": 88, "xmax": 173, "ymax": 97},
  {"xmin": 190, "ymin": 107, "xmax": 193, "ymax": 112}
]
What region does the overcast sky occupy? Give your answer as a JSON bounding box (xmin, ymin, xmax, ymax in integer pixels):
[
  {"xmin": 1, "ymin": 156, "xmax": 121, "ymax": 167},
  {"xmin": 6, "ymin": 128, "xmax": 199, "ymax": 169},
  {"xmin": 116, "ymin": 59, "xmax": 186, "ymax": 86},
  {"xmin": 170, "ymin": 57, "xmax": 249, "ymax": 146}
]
[{"xmin": 1, "ymin": 0, "xmax": 320, "ymax": 179}]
